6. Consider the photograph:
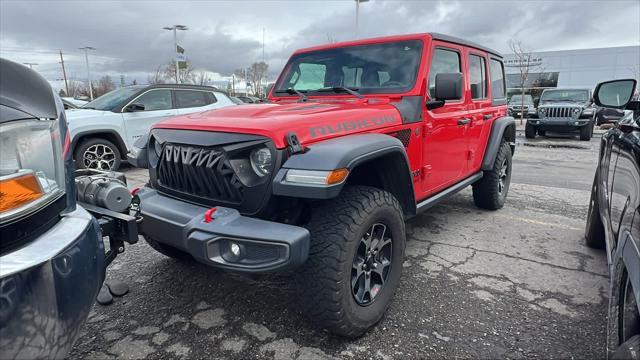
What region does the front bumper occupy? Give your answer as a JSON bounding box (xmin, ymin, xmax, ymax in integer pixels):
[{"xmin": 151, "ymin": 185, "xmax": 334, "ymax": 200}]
[
  {"xmin": 137, "ymin": 188, "xmax": 310, "ymax": 272},
  {"xmin": 0, "ymin": 207, "xmax": 104, "ymax": 359},
  {"xmin": 527, "ymin": 118, "xmax": 591, "ymax": 130}
]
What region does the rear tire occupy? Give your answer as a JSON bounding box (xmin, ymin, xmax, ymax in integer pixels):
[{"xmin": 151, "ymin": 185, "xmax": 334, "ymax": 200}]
[
  {"xmin": 473, "ymin": 141, "xmax": 512, "ymax": 210},
  {"xmin": 580, "ymin": 122, "xmax": 593, "ymax": 141},
  {"xmin": 525, "ymin": 122, "xmax": 536, "ymax": 139},
  {"xmin": 585, "ymin": 174, "xmax": 605, "ymax": 249},
  {"xmin": 298, "ymin": 186, "xmax": 405, "ymax": 337},
  {"xmin": 143, "ymin": 236, "xmax": 193, "ymax": 261},
  {"xmin": 608, "ymin": 261, "xmax": 640, "ymax": 359},
  {"xmin": 74, "ymin": 138, "xmax": 122, "ymax": 171}
]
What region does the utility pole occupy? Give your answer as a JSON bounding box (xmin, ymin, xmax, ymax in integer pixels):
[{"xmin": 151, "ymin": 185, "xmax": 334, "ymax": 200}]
[
  {"xmin": 59, "ymin": 50, "xmax": 69, "ymax": 96},
  {"xmin": 163, "ymin": 25, "xmax": 188, "ymax": 84},
  {"xmin": 23, "ymin": 62, "xmax": 38, "ymax": 69},
  {"xmin": 79, "ymin": 46, "xmax": 96, "ymax": 100},
  {"xmin": 262, "ymin": 27, "xmax": 265, "ymax": 62},
  {"xmin": 354, "ymin": 0, "xmax": 369, "ymax": 38}
]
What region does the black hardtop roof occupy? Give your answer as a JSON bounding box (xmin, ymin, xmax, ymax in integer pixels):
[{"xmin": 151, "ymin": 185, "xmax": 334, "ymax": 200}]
[{"xmin": 430, "ymin": 33, "xmax": 503, "ymax": 58}]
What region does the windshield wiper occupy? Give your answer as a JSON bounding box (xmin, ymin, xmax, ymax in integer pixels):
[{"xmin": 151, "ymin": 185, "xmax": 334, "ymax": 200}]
[
  {"xmin": 274, "ymin": 88, "xmax": 308, "ymax": 102},
  {"xmin": 82, "ymin": 106, "xmax": 96, "ymax": 109},
  {"xmin": 316, "ymin": 86, "xmax": 364, "ymax": 99}
]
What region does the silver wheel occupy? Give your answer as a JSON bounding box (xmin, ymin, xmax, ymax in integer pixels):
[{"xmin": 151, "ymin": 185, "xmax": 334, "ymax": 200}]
[{"xmin": 83, "ymin": 143, "xmax": 116, "ymax": 170}]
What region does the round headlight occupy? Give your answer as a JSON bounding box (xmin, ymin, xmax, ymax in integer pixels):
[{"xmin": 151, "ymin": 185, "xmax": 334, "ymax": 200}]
[
  {"xmin": 539, "ymin": 108, "xmax": 545, "ymax": 114},
  {"xmin": 573, "ymin": 108, "xmax": 580, "ymax": 113},
  {"xmin": 250, "ymin": 147, "xmax": 272, "ymax": 177}
]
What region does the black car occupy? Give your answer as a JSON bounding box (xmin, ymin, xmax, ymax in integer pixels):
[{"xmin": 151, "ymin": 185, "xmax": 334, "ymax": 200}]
[
  {"xmin": 526, "ymin": 88, "xmax": 596, "ymax": 141},
  {"xmin": 585, "ymin": 79, "xmax": 640, "ymax": 358}
]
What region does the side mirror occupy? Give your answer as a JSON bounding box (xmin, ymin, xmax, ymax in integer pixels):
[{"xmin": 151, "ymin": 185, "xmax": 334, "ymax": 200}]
[
  {"xmin": 125, "ymin": 103, "xmax": 145, "ymax": 112},
  {"xmin": 426, "ymin": 72, "xmax": 463, "ymax": 110},
  {"xmin": 593, "ymin": 79, "xmax": 637, "ymax": 109}
]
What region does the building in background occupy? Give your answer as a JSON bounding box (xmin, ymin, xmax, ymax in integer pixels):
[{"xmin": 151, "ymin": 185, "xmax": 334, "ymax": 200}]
[{"xmin": 504, "ymin": 46, "xmax": 640, "ymax": 105}]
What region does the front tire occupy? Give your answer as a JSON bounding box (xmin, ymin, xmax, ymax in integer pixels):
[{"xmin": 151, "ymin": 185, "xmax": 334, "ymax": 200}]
[
  {"xmin": 74, "ymin": 138, "xmax": 122, "ymax": 171},
  {"xmin": 525, "ymin": 122, "xmax": 536, "ymax": 139},
  {"xmin": 298, "ymin": 186, "xmax": 405, "ymax": 337},
  {"xmin": 580, "ymin": 122, "xmax": 593, "ymax": 141},
  {"xmin": 472, "ymin": 141, "xmax": 512, "ymax": 210}
]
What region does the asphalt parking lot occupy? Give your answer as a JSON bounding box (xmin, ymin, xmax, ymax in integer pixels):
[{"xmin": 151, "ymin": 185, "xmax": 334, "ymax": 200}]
[{"xmin": 69, "ymin": 131, "xmax": 608, "ymax": 359}]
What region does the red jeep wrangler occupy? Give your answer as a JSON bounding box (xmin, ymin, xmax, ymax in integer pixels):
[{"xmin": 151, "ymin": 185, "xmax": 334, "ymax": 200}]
[{"xmin": 129, "ymin": 33, "xmax": 515, "ymax": 337}]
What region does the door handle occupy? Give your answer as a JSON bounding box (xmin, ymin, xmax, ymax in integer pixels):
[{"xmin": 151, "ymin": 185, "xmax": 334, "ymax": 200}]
[
  {"xmin": 483, "ymin": 114, "xmax": 493, "ymax": 120},
  {"xmin": 457, "ymin": 118, "xmax": 471, "ymax": 125}
]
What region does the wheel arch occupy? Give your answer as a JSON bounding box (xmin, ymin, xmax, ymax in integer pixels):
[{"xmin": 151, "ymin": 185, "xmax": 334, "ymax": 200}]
[
  {"xmin": 272, "ymin": 133, "xmax": 416, "ymax": 217},
  {"xmin": 482, "ymin": 116, "xmax": 516, "ymax": 171},
  {"xmin": 72, "ymin": 130, "xmax": 128, "ymax": 160}
]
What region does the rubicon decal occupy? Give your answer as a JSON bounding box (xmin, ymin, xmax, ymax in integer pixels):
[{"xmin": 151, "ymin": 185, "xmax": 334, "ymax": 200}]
[{"xmin": 309, "ymin": 115, "xmax": 397, "ymax": 138}]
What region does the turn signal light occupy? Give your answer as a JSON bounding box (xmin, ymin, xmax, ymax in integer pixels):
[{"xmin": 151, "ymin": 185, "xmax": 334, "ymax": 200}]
[
  {"xmin": 326, "ymin": 168, "xmax": 349, "ymax": 185},
  {"xmin": 0, "ymin": 172, "xmax": 44, "ymax": 213}
]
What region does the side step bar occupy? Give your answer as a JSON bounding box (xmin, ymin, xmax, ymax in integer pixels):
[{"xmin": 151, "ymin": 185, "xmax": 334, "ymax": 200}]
[{"xmin": 416, "ymin": 172, "xmax": 483, "ymax": 214}]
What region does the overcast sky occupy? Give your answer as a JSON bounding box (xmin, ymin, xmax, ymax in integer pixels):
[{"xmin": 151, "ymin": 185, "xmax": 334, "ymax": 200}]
[{"xmin": 1, "ymin": 0, "xmax": 639, "ymax": 87}]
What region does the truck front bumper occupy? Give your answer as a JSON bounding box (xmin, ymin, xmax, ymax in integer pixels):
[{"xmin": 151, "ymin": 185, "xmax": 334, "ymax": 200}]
[
  {"xmin": 0, "ymin": 207, "xmax": 104, "ymax": 359},
  {"xmin": 137, "ymin": 188, "xmax": 310, "ymax": 273}
]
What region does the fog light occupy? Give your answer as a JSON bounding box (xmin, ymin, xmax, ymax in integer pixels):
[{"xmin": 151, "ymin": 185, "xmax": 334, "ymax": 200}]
[
  {"xmin": 574, "ymin": 121, "xmax": 579, "ymax": 125},
  {"xmin": 230, "ymin": 242, "xmax": 241, "ymax": 257}
]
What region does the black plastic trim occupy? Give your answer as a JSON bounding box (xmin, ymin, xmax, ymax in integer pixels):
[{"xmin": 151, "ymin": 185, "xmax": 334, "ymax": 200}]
[
  {"xmin": 416, "ymin": 172, "xmax": 483, "ymax": 213},
  {"xmin": 391, "ymin": 96, "xmax": 423, "ymax": 124},
  {"xmin": 71, "ymin": 129, "xmax": 129, "ymax": 159},
  {"xmin": 482, "ymin": 116, "xmax": 515, "ymax": 171}
]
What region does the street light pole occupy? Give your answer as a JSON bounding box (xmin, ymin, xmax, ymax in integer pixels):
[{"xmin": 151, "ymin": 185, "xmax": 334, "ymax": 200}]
[
  {"xmin": 163, "ymin": 25, "xmax": 188, "ymax": 84},
  {"xmin": 79, "ymin": 46, "xmax": 96, "ymax": 100},
  {"xmin": 23, "ymin": 62, "xmax": 38, "ymax": 69},
  {"xmin": 354, "ymin": 0, "xmax": 369, "ymax": 38}
]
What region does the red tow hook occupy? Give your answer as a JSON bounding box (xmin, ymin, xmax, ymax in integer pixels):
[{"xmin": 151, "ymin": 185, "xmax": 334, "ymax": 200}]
[{"xmin": 204, "ymin": 207, "xmax": 217, "ymax": 223}]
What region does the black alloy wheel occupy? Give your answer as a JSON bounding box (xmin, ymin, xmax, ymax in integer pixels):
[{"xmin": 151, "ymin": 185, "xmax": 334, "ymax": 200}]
[{"xmin": 351, "ymin": 223, "xmax": 393, "ymax": 306}]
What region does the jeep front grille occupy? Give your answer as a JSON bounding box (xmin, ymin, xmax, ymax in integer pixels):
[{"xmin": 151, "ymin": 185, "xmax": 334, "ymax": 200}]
[
  {"xmin": 157, "ymin": 144, "xmax": 243, "ymax": 203},
  {"xmin": 542, "ymin": 107, "xmax": 577, "ymax": 119}
]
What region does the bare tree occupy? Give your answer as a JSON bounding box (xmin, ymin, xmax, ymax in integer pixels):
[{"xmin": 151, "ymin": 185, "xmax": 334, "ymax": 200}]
[
  {"xmin": 163, "ymin": 59, "xmax": 194, "ymax": 84},
  {"xmin": 147, "ymin": 65, "xmax": 165, "ymax": 84},
  {"xmin": 66, "ymin": 80, "xmax": 88, "ymax": 99},
  {"xmin": 247, "ymin": 62, "xmax": 269, "ymax": 97},
  {"xmin": 508, "ymin": 39, "xmax": 542, "ymax": 125},
  {"xmin": 195, "ymin": 70, "xmax": 209, "ymax": 86},
  {"xmin": 94, "ymin": 75, "xmax": 116, "ymax": 97}
]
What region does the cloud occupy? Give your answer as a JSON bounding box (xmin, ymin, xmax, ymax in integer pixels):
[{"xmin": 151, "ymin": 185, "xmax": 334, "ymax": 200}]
[{"xmin": 1, "ymin": 0, "xmax": 638, "ymax": 86}]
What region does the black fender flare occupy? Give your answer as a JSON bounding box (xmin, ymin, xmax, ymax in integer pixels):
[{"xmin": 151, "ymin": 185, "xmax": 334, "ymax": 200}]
[
  {"xmin": 272, "ymin": 133, "xmax": 416, "ymax": 216},
  {"xmin": 481, "ymin": 116, "xmax": 516, "ymax": 171},
  {"xmin": 71, "ymin": 129, "xmax": 129, "ymax": 159}
]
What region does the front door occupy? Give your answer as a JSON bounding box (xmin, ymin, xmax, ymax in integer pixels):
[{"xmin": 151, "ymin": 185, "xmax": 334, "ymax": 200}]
[
  {"xmin": 122, "ymin": 89, "xmax": 176, "ymax": 148},
  {"xmin": 422, "ymin": 44, "xmax": 470, "ymax": 195}
]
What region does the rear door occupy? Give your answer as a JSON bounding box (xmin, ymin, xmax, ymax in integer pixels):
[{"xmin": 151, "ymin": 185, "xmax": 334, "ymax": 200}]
[
  {"xmin": 122, "ymin": 89, "xmax": 176, "ymax": 148},
  {"xmin": 464, "ymin": 50, "xmax": 492, "ymax": 176},
  {"xmin": 422, "ymin": 43, "xmax": 471, "ymax": 195}
]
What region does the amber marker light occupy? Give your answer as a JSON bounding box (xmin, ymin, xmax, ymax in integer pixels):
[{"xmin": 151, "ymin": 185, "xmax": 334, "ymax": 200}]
[
  {"xmin": 326, "ymin": 168, "xmax": 349, "ymax": 185},
  {"xmin": 0, "ymin": 172, "xmax": 45, "ymax": 213}
]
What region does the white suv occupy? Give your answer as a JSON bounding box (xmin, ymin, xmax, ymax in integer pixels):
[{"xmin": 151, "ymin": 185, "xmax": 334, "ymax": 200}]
[{"xmin": 67, "ymin": 84, "xmax": 236, "ymax": 170}]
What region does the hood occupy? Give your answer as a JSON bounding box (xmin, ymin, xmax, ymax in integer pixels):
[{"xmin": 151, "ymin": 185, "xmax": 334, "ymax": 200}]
[
  {"xmin": 538, "ymin": 101, "xmax": 588, "ymax": 108},
  {"xmin": 154, "ymin": 100, "xmax": 402, "ymax": 148}
]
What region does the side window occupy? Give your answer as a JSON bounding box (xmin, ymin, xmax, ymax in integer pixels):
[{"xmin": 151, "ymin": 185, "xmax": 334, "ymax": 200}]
[
  {"xmin": 490, "ymin": 59, "xmax": 506, "ymax": 100},
  {"xmin": 469, "ymin": 54, "xmax": 487, "ymax": 99},
  {"xmin": 428, "ymin": 48, "xmax": 461, "ymax": 98},
  {"xmin": 133, "ymin": 89, "xmax": 172, "ymax": 111},
  {"xmin": 292, "ymin": 63, "xmax": 326, "ymax": 90},
  {"xmin": 175, "ymin": 90, "xmax": 216, "ymax": 108}
]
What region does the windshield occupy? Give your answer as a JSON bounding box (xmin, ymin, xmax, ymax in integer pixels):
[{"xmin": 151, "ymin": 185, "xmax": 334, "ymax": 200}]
[
  {"xmin": 509, "ymin": 95, "xmax": 534, "ymax": 105},
  {"xmin": 82, "ymin": 86, "xmax": 142, "ymax": 111},
  {"xmin": 540, "ymin": 90, "xmax": 589, "ymax": 102},
  {"xmin": 275, "ymin": 40, "xmax": 423, "ymax": 95}
]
